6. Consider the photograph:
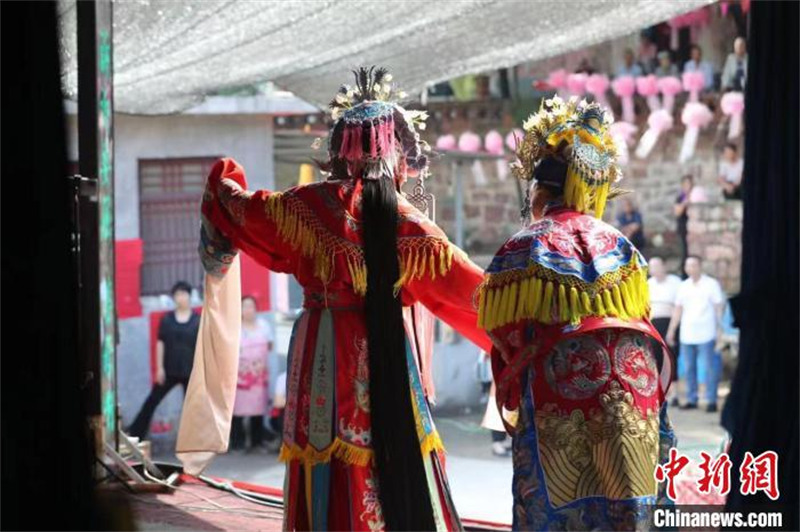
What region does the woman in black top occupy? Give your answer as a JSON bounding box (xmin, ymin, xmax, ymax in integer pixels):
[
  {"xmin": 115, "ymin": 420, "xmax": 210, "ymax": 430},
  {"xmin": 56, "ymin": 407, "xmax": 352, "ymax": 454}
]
[{"xmin": 128, "ymin": 281, "xmax": 199, "ymax": 439}]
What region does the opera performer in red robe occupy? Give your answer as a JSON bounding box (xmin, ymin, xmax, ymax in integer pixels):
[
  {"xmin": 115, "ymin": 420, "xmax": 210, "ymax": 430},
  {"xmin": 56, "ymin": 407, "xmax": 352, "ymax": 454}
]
[
  {"xmin": 176, "ymin": 67, "xmax": 493, "ymax": 532},
  {"xmin": 478, "ymin": 96, "xmax": 676, "ymax": 530}
]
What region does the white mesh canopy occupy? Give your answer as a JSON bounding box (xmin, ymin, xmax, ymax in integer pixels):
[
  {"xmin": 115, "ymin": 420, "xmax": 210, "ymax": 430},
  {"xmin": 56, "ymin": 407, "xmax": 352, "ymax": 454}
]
[{"xmin": 59, "ymin": 0, "xmax": 713, "ymax": 114}]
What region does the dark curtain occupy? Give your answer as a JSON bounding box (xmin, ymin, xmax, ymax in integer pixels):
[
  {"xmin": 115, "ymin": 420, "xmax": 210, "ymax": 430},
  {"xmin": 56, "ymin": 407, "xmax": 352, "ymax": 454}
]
[
  {"xmin": 721, "ymin": 1, "xmax": 799, "ymax": 529},
  {"xmin": 0, "ymin": 2, "xmax": 103, "ymax": 529}
]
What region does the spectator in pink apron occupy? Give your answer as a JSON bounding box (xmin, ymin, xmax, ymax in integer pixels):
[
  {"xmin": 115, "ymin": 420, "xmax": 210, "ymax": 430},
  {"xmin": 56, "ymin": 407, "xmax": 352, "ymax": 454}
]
[{"xmin": 229, "ymin": 295, "xmax": 274, "ymax": 453}]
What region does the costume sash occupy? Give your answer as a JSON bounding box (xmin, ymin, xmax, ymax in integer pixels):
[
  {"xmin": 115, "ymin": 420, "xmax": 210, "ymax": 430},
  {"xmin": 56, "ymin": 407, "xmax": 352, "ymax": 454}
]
[{"xmin": 176, "ymin": 256, "xmax": 242, "ymax": 475}]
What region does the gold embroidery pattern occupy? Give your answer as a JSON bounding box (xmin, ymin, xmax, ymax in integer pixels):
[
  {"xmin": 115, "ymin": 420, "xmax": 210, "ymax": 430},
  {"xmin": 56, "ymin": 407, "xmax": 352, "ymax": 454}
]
[
  {"xmin": 613, "ymin": 332, "xmax": 658, "ymax": 397},
  {"xmin": 534, "ymin": 381, "xmax": 659, "ymax": 507}
]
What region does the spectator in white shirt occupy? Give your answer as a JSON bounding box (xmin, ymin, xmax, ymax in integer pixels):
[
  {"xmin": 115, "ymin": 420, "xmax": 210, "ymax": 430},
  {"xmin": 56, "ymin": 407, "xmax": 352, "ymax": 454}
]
[
  {"xmin": 648, "ymin": 257, "xmax": 682, "ymax": 405},
  {"xmin": 666, "ymin": 256, "xmax": 726, "ymax": 412},
  {"xmin": 683, "ymin": 44, "xmax": 715, "ymax": 90},
  {"xmin": 717, "ymin": 143, "xmax": 743, "ymax": 200}
]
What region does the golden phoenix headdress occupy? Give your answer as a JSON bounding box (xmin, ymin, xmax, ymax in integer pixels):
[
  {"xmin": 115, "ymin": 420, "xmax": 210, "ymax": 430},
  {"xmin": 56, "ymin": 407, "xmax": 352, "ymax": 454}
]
[{"xmin": 511, "ymin": 96, "xmax": 622, "ymax": 219}]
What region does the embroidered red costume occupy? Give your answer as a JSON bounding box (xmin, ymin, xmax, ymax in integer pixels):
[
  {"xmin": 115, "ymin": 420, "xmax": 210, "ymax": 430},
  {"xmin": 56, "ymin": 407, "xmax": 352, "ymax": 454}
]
[
  {"xmin": 189, "ymin": 154, "xmax": 491, "ymax": 530},
  {"xmin": 478, "ymin": 97, "xmax": 676, "ymax": 530}
]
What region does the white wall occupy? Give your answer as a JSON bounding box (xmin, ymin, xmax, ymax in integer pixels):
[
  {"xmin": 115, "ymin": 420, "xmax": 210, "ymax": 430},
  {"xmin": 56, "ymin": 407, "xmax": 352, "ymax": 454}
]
[{"xmin": 66, "ymin": 113, "xmax": 275, "ymax": 240}]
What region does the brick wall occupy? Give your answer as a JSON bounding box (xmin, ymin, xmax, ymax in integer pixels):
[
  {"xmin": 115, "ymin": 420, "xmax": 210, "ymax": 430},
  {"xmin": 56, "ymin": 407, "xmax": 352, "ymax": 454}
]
[
  {"xmin": 415, "ymin": 97, "xmax": 744, "ymax": 288},
  {"xmin": 687, "ymin": 201, "xmax": 743, "ymax": 294}
]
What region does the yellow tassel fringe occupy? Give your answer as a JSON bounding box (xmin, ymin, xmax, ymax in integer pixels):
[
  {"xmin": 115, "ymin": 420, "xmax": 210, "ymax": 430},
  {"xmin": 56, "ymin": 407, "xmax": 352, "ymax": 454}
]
[
  {"xmin": 266, "ymin": 193, "xmax": 456, "ymax": 296},
  {"xmin": 278, "ymin": 432, "xmax": 446, "ymax": 468},
  {"xmin": 562, "ymin": 169, "xmax": 611, "ymax": 219},
  {"xmin": 478, "ymin": 265, "xmax": 650, "ymax": 331}
]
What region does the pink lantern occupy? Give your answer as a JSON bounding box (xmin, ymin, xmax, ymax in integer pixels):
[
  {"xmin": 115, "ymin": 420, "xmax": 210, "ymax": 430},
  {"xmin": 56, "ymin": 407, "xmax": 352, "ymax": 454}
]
[
  {"xmin": 546, "ymin": 69, "xmax": 568, "ymax": 97},
  {"xmin": 612, "ymin": 75, "xmax": 636, "ymax": 123},
  {"xmin": 635, "ymin": 109, "xmax": 674, "ymax": 159},
  {"xmin": 689, "ymin": 185, "xmax": 709, "ymax": 203},
  {"xmin": 484, "ymin": 130, "xmax": 504, "ymax": 155},
  {"xmin": 435, "ymin": 134, "xmax": 456, "ymax": 151},
  {"xmin": 566, "ymin": 73, "xmax": 587, "ymax": 96},
  {"xmin": 720, "ymin": 91, "xmax": 745, "ymax": 139},
  {"xmin": 458, "ymin": 131, "xmax": 482, "ymax": 152},
  {"xmin": 609, "ymin": 122, "xmax": 638, "ymax": 166},
  {"xmin": 586, "ymin": 74, "xmax": 610, "ymax": 107},
  {"xmin": 679, "ymin": 102, "xmax": 713, "ymax": 163},
  {"xmin": 505, "ymin": 128, "xmax": 524, "ymax": 151},
  {"xmin": 657, "ymin": 76, "xmax": 683, "ymax": 113},
  {"xmin": 682, "ymin": 71, "xmax": 706, "ymax": 102},
  {"xmin": 636, "ymin": 75, "xmax": 661, "ymax": 112}
]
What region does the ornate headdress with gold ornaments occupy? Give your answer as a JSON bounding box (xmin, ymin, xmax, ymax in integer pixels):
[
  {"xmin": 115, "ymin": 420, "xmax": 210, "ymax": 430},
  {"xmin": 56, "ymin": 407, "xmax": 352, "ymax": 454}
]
[
  {"xmin": 511, "ymin": 95, "xmax": 622, "ymax": 219},
  {"xmin": 477, "ymin": 97, "xmax": 649, "ymax": 332},
  {"xmin": 324, "ymin": 66, "xmax": 430, "ymax": 181}
]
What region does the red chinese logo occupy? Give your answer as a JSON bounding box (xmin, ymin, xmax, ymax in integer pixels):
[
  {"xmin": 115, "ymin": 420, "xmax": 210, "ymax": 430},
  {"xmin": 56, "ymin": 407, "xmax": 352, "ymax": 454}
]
[
  {"xmin": 654, "ymin": 447, "xmax": 690, "ymax": 501},
  {"xmin": 697, "ymin": 451, "xmax": 733, "ymax": 496},
  {"xmin": 740, "ymin": 451, "xmax": 780, "ymax": 501},
  {"xmin": 655, "ymin": 448, "xmax": 780, "ymax": 502}
]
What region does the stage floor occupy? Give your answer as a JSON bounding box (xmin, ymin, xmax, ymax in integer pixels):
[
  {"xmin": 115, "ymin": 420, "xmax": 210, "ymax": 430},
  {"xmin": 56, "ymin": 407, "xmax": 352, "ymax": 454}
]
[
  {"xmin": 131, "ymin": 476, "xmax": 284, "ymax": 531},
  {"xmin": 129, "ymin": 404, "xmax": 726, "ymax": 531}
]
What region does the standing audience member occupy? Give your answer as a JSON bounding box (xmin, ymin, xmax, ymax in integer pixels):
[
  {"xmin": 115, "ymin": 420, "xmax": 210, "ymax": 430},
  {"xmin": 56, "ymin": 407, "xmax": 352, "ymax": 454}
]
[
  {"xmin": 128, "ymin": 281, "xmax": 200, "ymax": 439},
  {"xmin": 721, "ymin": 37, "xmax": 748, "ymax": 91},
  {"xmin": 230, "ymin": 295, "xmax": 274, "ymax": 453},
  {"xmin": 717, "ymin": 143, "xmax": 743, "ymax": 200},
  {"xmin": 616, "ymin": 198, "xmax": 647, "ymax": 252},
  {"xmin": 683, "ymin": 44, "xmax": 715, "ymax": 90},
  {"xmin": 666, "ymin": 257, "xmax": 726, "ymax": 413},
  {"xmin": 674, "ymin": 175, "xmax": 694, "ymax": 274},
  {"xmin": 648, "ymin": 257, "xmax": 682, "ymax": 406},
  {"xmin": 654, "ymin": 50, "xmax": 679, "ymax": 77},
  {"xmin": 617, "ymin": 48, "xmax": 644, "ymax": 78}
]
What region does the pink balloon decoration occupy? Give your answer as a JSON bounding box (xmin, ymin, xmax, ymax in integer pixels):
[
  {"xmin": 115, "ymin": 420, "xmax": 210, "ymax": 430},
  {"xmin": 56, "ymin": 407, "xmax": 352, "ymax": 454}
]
[
  {"xmin": 682, "ymin": 102, "xmax": 713, "ymax": 128},
  {"xmin": 566, "ymin": 73, "xmax": 587, "ymax": 96},
  {"xmin": 720, "ymin": 91, "xmax": 745, "ymax": 139},
  {"xmin": 458, "ymin": 131, "xmax": 482, "ymax": 153},
  {"xmin": 612, "ymin": 75, "xmax": 636, "ymax": 123},
  {"xmin": 720, "ymin": 91, "xmax": 745, "ymax": 114},
  {"xmin": 547, "ymin": 69, "xmax": 568, "ymax": 90},
  {"xmin": 484, "ymin": 130, "xmax": 504, "ymax": 155},
  {"xmin": 657, "ymin": 76, "xmax": 683, "ymax": 113},
  {"xmin": 679, "ymin": 102, "xmax": 713, "ymax": 163},
  {"xmin": 689, "ymin": 186, "xmax": 709, "ymax": 203},
  {"xmin": 636, "ymin": 75, "xmax": 661, "ymax": 112},
  {"xmin": 435, "ymin": 134, "xmax": 456, "ymax": 151},
  {"xmin": 682, "ymin": 71, "xmax": 706, "ymax": 102},
  {"xmin": 636, "ymin": 75, "xmax": 659, "ymax": 97},
  {"xmin": 585, "ymin": 74, "xmax": 610, "ymax": 106},
  {"xmin": 635, "ymin": 109, "xmax": 674, "ymax": 159}
]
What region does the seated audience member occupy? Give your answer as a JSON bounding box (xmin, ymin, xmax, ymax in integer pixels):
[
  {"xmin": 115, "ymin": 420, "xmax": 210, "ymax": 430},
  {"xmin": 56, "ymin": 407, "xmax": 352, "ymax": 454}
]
[
  {"xmin": 721, "ymin": 36, "xmax": 748, "ymax": 91},
  {"xmin": 617, "ymin": 48, "xmax": 644, "ymax": 78},
  {"xmin": 717, "ymin": 142, "xmax": 743, "ymax": 200},
  {"xmin": 616, "ymin": 197, "xmax": 647, "ymax": 251},
  {"xmin": 655, "ymin": 50, "xmax": 679, "ymax": 77},
  {"xmin": 683, "ymin": 44, "xmax": 715, "ymax": 90}
]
